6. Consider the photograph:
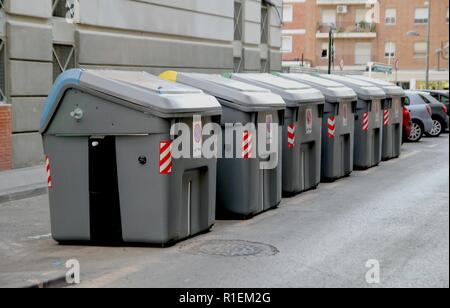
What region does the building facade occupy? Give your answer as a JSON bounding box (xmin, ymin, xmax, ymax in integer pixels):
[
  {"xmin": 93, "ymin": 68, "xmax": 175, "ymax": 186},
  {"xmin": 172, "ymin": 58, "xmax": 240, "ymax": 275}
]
[
  {"xmin": 0, "ymin": 0, "xmax": 283, "ymax": 169},
  {"xmin": 282, "ymin": 0, "xmax": 449, "ymax": 85}
]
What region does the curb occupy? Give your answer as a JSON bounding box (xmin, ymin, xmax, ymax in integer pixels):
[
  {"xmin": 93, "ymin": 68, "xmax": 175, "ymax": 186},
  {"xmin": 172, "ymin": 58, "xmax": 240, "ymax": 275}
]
[
  {"xmin": 26, "ymin": 275, "xmax": 69, "ymax": 289},
  {"xmin": 0, "ymin": 185, "xmax": 48, "ymax": 204}
]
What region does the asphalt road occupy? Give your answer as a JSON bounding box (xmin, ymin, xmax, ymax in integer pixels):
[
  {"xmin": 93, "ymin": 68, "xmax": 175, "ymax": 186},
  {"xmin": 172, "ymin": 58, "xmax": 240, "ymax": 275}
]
[{"xmin": 0, "ymin": 135, "xmax": 448, "ymax": 288}]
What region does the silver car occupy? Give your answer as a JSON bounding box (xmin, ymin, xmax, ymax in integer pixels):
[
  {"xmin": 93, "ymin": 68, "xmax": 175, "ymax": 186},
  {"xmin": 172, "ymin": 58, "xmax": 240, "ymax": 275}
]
[{"xmin": 404, "ymin": 91, "xmax": 434, "ymax": 142}]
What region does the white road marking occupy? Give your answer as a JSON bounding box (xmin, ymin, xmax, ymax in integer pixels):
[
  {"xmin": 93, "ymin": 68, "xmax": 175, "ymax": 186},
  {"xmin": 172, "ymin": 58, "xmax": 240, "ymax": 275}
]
[
  {"xmin": 399, "ymin": 150, "xmax": 420, "ymax": 160},
  {"xmin": 27, "ymin": 233, "xmax": 52, "ymax": 240}
]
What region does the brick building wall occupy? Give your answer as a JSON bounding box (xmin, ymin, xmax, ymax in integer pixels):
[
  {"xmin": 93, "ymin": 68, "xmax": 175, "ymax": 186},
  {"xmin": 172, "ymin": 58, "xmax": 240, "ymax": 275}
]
[
  {"xmin": 282, "ymin": 0, "xmax": 449, "ymax": 72},
  {"xmin": 377, "ymin": 0, "xmax": 449, "ymax": 71},
  {"xmin": 0, "ymin": 104, "xmax": 12, "ymax": 171}
]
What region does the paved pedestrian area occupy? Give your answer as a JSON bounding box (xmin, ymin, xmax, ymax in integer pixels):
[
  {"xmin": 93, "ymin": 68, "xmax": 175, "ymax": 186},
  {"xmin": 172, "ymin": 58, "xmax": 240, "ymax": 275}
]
[{"xmin": 0, "ymin": 135, "xmax": 448, "ymax": 288}]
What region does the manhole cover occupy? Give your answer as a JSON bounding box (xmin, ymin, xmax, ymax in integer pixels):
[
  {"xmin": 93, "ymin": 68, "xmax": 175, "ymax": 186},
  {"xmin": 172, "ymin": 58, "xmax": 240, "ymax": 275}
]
[{"xmin": 183, "ymin": 240, "xmax": 279, "ymax": 257}]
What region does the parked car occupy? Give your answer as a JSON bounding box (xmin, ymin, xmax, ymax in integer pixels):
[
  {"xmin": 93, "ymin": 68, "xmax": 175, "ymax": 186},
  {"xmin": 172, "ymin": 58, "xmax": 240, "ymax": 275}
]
[
  {"xmin": 416, "ymin": 91, "xmax": 449, "ymax": 137},
  {"xmin": 422, "ymin": 90, "xmax": 449, "ymax": 116},
  {"xmin": 402, "ymin": 106, "xmax": 412, "ymax": 143},
  {"xmin": 404, "ymin": 91, "xmax": 434, "ymax": 142}
]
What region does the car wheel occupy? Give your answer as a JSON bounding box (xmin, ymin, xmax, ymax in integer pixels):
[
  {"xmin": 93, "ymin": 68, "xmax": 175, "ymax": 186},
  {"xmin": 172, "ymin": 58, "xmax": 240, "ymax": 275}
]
[
  {"xmin": 427, "ymin": 119, "xmax": 444, "ymax": 137},
  {"xmin": 408, "ymin": 121, "xmax": 423, "ymax": 142}
]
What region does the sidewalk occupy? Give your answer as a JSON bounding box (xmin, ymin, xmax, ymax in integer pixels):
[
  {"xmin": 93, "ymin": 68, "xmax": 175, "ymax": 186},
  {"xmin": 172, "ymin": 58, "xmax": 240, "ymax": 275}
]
[{"xmin": 0, "ymin": 166, "xmax": 47, "ymax": 204}]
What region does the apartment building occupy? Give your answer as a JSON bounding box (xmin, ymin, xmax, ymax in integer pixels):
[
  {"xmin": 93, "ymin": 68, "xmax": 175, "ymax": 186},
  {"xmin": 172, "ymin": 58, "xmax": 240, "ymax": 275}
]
[
  {"xmin": 282, "ymin": 0, "xmax": 449, "ymax": 85},
  {"xmin": 0, "ymin": 0, "xmax": 283, "ymax": 170}
]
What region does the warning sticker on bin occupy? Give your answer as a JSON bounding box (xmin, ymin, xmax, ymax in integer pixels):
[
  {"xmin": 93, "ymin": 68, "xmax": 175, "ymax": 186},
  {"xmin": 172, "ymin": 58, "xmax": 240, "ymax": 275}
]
[
  {"xmin": 266, "ymin": 114, "xmax": 273, "ymax": 145},
  {"xmin": 306, "ymin": 108, "xmax": 313, "ymax": 135},
  {"xmin": 159, "ymin": 141, "xmax": 173, "ymax": 174},
  {"xmin": 374, "ymin": 101, "xmax": 381, "ymax": 123},
  {"xmin": 395, "ymin": 100, "xmax": 401, "ymax": 118},
  {"xmin": 193, "ymin": 116, "xmax": 203, "ymax": 159},
  {"xmin": 342, "ymin": 104, "xmax": 349, "ymax": 127}
]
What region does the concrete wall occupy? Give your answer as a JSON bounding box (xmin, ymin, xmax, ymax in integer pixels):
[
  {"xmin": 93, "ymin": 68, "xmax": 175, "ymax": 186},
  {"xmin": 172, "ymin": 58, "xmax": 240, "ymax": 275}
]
[{"xmin": 0, "ymin": 0, "xmax": 282, "ymax": 168}]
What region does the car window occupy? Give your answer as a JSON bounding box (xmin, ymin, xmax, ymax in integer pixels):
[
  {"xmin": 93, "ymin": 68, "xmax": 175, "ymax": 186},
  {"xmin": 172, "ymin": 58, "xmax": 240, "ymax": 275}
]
[
  {"xmin": 404, "ymin": 96, "xmax": 411, "ymax": 106},
  {"xmin": 406, "ymin": 93, "xmax": 425, "ymax": 105},
  {"xmin": 430, "ymin": 93, "xmax": 440, "ymax": 100},
  {"xmin": 419, "ymin": 93, "xmax": 441, "ymax": 105},
  {"xmin": 441, "ymin": 95, "xmax": 449, "ymax": 104},
  {"xmin": 419, "ymin": 94, "xmax": 432, "ymax": 104}
]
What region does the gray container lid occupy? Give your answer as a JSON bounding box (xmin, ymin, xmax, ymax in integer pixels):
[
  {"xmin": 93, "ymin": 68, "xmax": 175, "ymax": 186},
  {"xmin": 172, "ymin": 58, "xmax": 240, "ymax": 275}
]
[
  {"xmin": 40, "ymin": 69, "xmax": 222, "ymax": 132},
  {"xmin": 230, "ymin": 73, "xmax": 325, "ymax": 107},
  {"xmin": 344, "ymin": 75, "xmax": 405, "ymax": 98},
  {"xmin": 318, "ymin": 74, "xmax": 386, "ymax": 101},
  {"xmin": 80, "ymin": 70, "xmax": 222, "ymax": 115},
  {"xmin": 174, "ymin": 73, "xmax": 286, "ymax": 112},
  {"xmin": 278, "ymin": 73, "xmax": 357, "ymax": 103}
]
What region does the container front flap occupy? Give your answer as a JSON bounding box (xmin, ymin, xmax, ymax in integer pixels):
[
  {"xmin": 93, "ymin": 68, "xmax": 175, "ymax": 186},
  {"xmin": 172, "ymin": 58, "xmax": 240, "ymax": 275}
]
[
  {"xmin": 345, "ymin": 75, "xmax": 405, "ymax": 98},
  {"xmin": 318, "ymin": 74, "xmax": 386, "ymax": 101},
  {"xmin": 278, "ymin": 73, "xmax": 357, "ymax": 103},
  {"xmin": 175, "ymin": 73, "xmax": 286, "ymax": 112},
  {"xmin": 231, "ymin": 73, "xmax": 325, "ymax": 106}
]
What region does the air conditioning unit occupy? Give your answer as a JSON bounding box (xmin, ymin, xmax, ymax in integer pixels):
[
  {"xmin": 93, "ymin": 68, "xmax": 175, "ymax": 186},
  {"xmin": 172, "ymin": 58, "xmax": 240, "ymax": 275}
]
[{"xmin": 337, "ymin": 5, "xmax": 348, "ymax": 14}]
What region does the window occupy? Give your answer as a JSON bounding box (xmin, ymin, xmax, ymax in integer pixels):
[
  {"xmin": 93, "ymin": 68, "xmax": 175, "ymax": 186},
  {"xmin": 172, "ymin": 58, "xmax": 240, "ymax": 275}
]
[
  {"xmin": 321, "ymin": 9, "xmax": 336, "ymax": 25},
  {"xmin": 283, "ymin": 5, "xmax": 293, "ymax": 23},
  {"xmin": 321, "ymin": 43, "xmax": 329, "ymax": 59},
  {"xmin": 281, "ymin": 36, "xmax": 293, "ymax": 53},
  {"xmin": 234, "ymin": 57, "xmax": 243, "ymax": 73},
  {"xmin": 414, "ymin": 42, "xmax": 427, "ymax": 58},
  {"xmin": 415, "ymin": 8, "xmax": 429, "ymax": 24},
  {"xmin": 261, "ymin": 5, "xmax": 269, "ymax": 44},
  {"xmin": 234, "ymin": 1, "xmax": 243, "ymax": 41},
  {"xmin": 52, "ymin": 0, "xmax": 68, "ymax": 17},
  {"xmin": 385, "ymin": 8, "xmax": 397, "ymax": 25},
  {"xmin": 356, "ymin": 9, "xmax": 370, "ymax": 23},
  {"xmin": 355, "ymin": 43, "xmax": 372, "ymax": 65},
  {"xmin": 404, "ymin": 96, "xmax": 411, "ymax": 106},
  {"xmin": 261, "ymin": 59, "xmax": 269, "ymax": 73},
  {"xmin": 384, "ymin": 42, "xmax": 396, "ymax": 58},
  {"xmin": 53, "ymin": 44, "xmax": 76, "ymax": 81},
  {"xmin": 0, "ymin": 39, "xmax": 5, "ymax": 102}
]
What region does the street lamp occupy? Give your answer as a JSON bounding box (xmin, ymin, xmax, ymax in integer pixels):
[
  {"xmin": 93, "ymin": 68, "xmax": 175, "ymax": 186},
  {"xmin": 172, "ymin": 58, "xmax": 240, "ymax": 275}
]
[
  {"xmin": 326, "ymin": 24, "xmax": 337, "ymax": 74},
  {"xmin": 407, "ymin": 0, "xmax": 432, "ymax": 89},
  {"xmin": 425, "ymin": 0, "xmax": 432, "ymax": 89}
]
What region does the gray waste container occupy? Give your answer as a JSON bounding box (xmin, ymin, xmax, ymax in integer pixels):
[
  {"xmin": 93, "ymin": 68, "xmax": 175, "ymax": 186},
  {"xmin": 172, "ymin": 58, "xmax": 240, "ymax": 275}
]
[
  {"xmin": 40, "ymin": 69, "xmax": 222, "ymax": 245},
  {"xmin": 318, "ymin": 74, "xmax": 386, "ymax": 170},
  {"xmin": 229, "ymin": 73, "xmax": 325, "ymax": 196},
  {"xmin": 346, "ymin": 75, "xmax": 405, "ymax": 161},
  {"xmin": 278, "ymin": 73, "xmax": 357, "ymax": 182},
  {"xmin": 160, "ymin": 71, "xmax": 286, "ymax": 219}
]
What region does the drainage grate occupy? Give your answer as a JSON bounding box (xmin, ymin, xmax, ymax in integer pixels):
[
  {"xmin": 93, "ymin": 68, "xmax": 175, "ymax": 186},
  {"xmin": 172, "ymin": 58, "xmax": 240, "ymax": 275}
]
[{"xmin": 183, "ymin": 240, "xmax": 279, "ymax": 257}]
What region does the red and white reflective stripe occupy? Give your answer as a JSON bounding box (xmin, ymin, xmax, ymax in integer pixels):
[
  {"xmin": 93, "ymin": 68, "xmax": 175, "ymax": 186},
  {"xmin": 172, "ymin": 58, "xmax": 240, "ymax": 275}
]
[
  {"xmin": 159, "ymin": 141, "xmax": 173, "ymax": 175},
  {"xmin": 45, "ymin": 156, "xmax": 52, "ymax": 188},
  {"xmin": 384, "ymin": 109, "xmax": 390, "ymax": 126},
  {"xmin": 242, "ymin": 130, "xmax": 252, "ymax": 159},
  {"xmin": 362, "ymin": 112, "xmax": 369, "ymax": 132},
  {"xmin": 287, "ymin": 124, "xmax": 295, "ymax": 149},
  {"xmin": 327, "ymin": 116, "xmax": 336, "ymax": 138}
]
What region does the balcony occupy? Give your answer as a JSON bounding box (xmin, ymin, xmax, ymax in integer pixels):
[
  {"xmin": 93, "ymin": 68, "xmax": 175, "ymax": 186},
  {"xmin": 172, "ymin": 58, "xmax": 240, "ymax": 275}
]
[
  {"xmin": 316, "ymin": 0, "xmax": 378, "ymax": 5},
  {"xmin": 316, "ymin": 21, "xmax": 377, "ymax": 39}
]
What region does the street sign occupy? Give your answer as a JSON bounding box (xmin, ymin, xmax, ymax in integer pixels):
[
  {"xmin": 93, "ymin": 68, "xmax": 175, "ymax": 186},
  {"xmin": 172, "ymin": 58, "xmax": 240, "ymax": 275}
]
[
  {"xmin": 394, "ymin": 59, "xmax": 400, "ymax": 71},
  {"xmin": 370, "ymin": 63, "xmax": 393, "ymax": 74}
]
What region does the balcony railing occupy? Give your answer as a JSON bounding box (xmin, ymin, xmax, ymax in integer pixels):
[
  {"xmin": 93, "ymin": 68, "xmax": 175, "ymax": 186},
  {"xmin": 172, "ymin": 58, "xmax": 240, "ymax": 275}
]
[{"xmin": 317, "ymin": 21, "xmax": 377, "ymax": 38}]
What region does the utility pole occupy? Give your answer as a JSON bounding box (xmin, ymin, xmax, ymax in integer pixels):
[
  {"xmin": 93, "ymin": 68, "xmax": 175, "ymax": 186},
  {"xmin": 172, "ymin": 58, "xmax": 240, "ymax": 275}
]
[
  {"xmin": 328, "ymin": 28, "xmax": 333, "ymax": 74},
  {"xmin": 425, "ymin": 0, "xmax": 432, "ymax": 88}
]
